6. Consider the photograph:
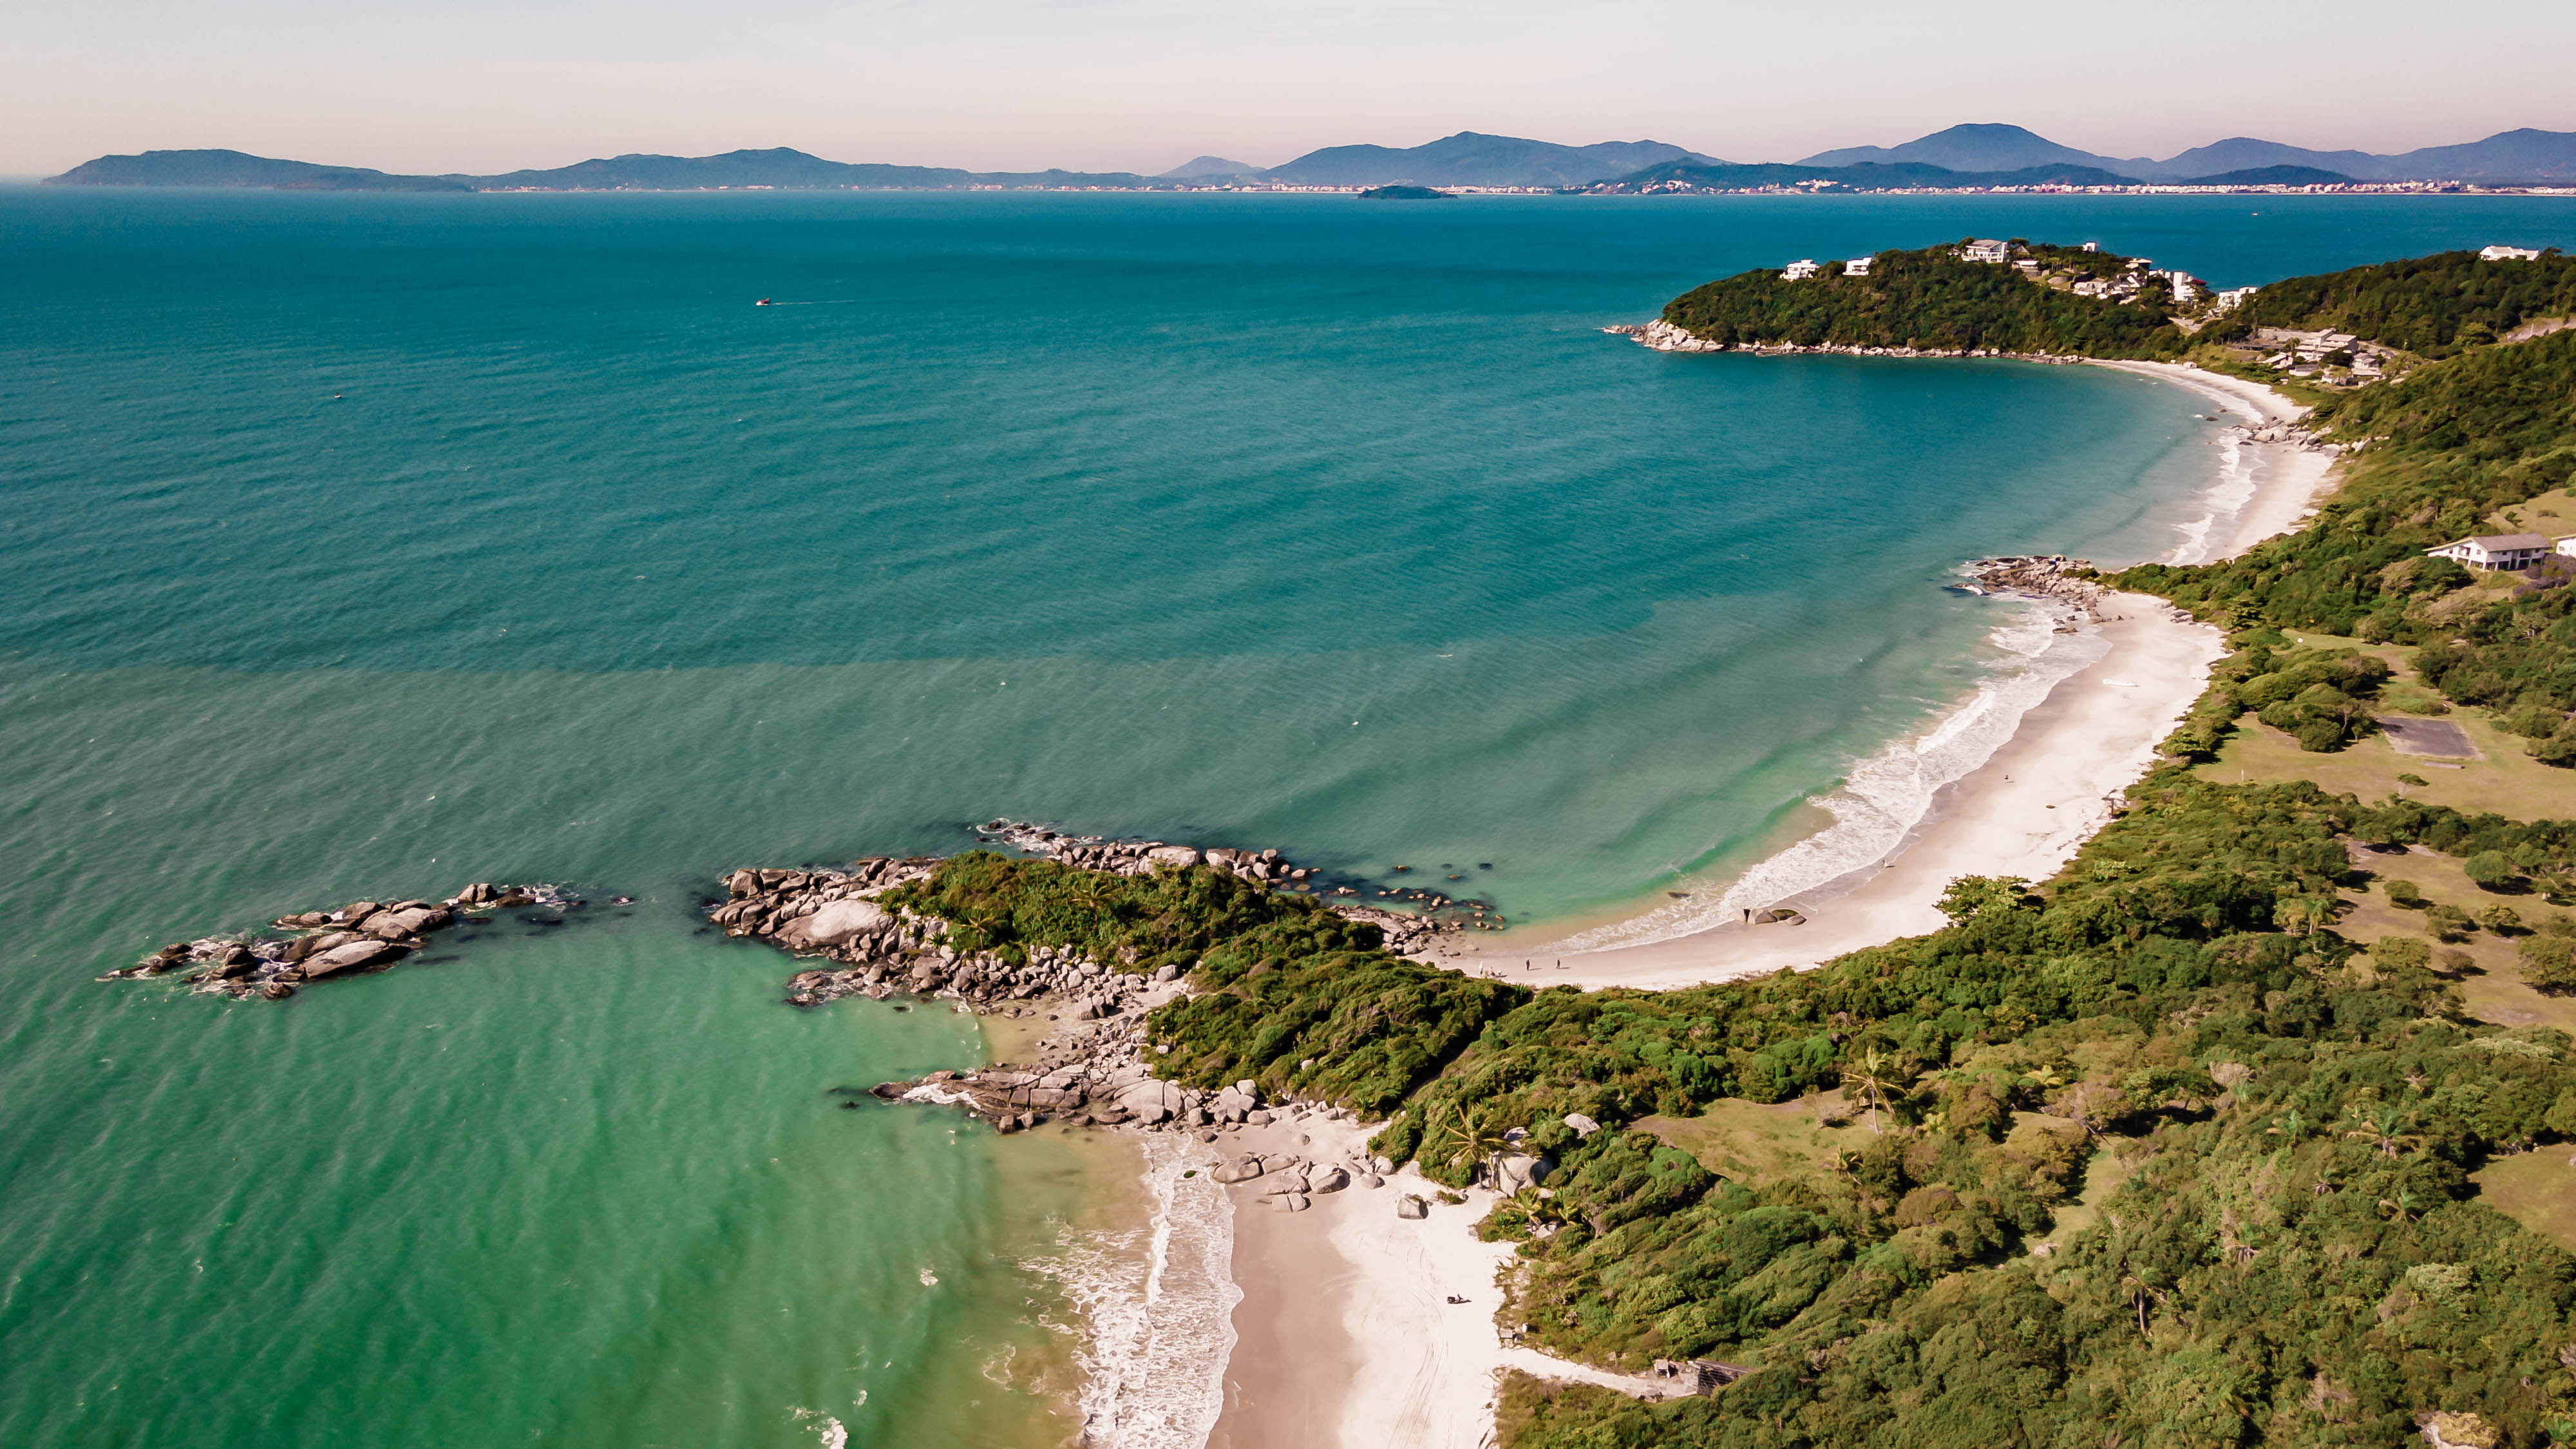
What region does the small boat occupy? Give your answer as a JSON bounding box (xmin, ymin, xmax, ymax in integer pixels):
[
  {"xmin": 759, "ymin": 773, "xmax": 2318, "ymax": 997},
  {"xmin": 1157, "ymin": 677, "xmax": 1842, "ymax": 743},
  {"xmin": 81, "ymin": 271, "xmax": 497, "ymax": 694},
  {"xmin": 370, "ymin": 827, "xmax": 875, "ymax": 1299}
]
[{"xmin": 754, "ymin": 298, "xmax": 773, "ymax": 307}]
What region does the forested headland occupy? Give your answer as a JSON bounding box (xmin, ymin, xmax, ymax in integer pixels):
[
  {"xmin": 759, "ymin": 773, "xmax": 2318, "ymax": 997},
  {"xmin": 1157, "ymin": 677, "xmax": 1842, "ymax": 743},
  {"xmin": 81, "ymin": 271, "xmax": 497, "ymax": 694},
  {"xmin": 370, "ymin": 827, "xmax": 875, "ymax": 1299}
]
[{"xmin": 1654, "ymin": 241, "xmax": 2198, "ymax": 357}]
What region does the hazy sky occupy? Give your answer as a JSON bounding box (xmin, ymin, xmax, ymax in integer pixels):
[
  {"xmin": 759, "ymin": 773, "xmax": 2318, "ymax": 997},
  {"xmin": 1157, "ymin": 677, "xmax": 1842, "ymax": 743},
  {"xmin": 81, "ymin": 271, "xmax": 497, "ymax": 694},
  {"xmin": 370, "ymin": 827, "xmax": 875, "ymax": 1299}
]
[{"xmin": 8, "ymin": 0, "xmax": 2573, "ymax": 176}]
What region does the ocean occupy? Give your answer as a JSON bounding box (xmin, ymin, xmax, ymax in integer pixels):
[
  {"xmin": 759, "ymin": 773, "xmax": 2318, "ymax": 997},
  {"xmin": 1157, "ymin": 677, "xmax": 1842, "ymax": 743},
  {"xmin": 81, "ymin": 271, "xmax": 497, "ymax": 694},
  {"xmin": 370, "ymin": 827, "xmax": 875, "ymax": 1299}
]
[{"xmin": 5, "ymin": 187, "xmax": 2574, "ymax": 1447}]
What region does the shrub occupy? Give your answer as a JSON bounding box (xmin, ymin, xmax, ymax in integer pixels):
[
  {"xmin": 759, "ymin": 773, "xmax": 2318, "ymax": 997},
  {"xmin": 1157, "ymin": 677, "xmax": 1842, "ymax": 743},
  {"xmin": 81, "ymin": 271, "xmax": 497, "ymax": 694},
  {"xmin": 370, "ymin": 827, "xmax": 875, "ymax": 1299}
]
[
  {"xmin": 2425, "ymin": 904, "xmax": 2478, "ymax": 942},
  {"xmin": 2520, "ymin": 934, "xmax": 2576, "ymax": 991},
  {"xmin": 2385, "ymin": 878, "xmax": 2427, "ymax": 907},
  {"xmin": 2465, "ymin": 851, "xmax": 2519, "ymax": 890},
  {"xmin": 2370, "ymin": 936, "xmax": 2432, "ymax": 972},
  {"xmin": 2479, "ymin": 904, "xmax": 2524, "ymax": 934}
]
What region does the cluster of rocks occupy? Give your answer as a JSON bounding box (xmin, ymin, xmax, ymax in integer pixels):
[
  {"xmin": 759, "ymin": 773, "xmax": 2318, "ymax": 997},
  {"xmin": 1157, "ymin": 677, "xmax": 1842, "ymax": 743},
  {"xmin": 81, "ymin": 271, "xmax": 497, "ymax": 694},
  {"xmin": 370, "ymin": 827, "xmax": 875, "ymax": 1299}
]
[
  {"xmin": 710, "ymin": 855, "xmax": 1191, "ymax": 1011},
  {"xmin": 100, "ymin": 882, "xmax": 568, "ymax": 1000},
  {"xmin": 1210, "ymin": 1142, "xmax": 1394, "ymax": 1213},
  {"xmin": 974, "ymin": 819, "xmax": 1318, "ymax": 886},
  {"xmin": 975, "ymin": 819, "xmax": 1492, "ymax": 951},
  {"xmin": 1962, "ymin": 554, "xmax": 2108, "ymax": 628},
  {"xmin": 1605, "ymin": 321, "xmax": 2085, "ymax": 363},
  {"xmin": 2230, "ymin": 417, "xmax": 2334, "ymax": 454}
]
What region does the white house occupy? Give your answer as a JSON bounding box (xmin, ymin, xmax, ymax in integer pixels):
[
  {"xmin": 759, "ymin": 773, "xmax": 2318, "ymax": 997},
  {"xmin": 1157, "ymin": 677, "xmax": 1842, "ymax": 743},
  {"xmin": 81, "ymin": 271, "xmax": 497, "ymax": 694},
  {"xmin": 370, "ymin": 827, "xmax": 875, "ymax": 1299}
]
[
  {"xmin": 1782, "ymin": 259, "xmax": 1821, "ymax": 280},
  {"xmin": 2430, "ymin": 533, "xmax": 2552, "ymax": 570},
  {"xmin": 1960, "ymin": 239, "xmax": 2011, "ymax": 263},
  {"xmin": 2556, "ymin": 536, "xmax": 2576, "ymax": 559},
  {"xmin": 2481, "ymin": 245, "xmax": 2543, "ymax": 262},
  {"xmin": 2080, "ymin": 242, "xmax": 2101, "ymax": 252},
  {"xmin": 1842, "ymin": 256, "xmax": 1872, "ymax": 277},
  {"xmin": 2214, "ymin": 285, "xmax": 2259, "ymax": 312}
]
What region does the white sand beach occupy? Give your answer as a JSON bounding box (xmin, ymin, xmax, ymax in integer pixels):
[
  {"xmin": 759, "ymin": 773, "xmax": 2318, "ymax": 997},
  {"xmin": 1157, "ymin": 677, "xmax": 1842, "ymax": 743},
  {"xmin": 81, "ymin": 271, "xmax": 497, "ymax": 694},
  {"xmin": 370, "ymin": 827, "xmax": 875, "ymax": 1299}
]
[
  {"xmin": 1452, "ymin": 594, "xmax": 2224, "ymax": 989},
  {"xmin": 2091, "ymin": 359, "xmax": 2340, "ymax": 554},
  {"xmin": 1424, "ymin": 363, "xmax": 2335, "ymax": 992},
  {"xmin": 1202, "ymin": 1113, "xmax": 1671, "ymax": 1449}
]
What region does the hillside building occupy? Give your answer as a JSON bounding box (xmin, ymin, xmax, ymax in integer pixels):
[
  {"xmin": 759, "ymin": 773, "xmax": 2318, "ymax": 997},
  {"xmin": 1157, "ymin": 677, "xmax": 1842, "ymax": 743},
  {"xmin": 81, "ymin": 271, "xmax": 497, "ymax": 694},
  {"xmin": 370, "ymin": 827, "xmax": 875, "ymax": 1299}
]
[
  {"xmin": 2481, "ymin": 245, "xmax": 2543, "ymax": 261},
  {"xmin": 1960, "ymin": 239, "xmax": 2011, "ymax": 263},
  {"xmin": 1781, "ymin": 259, "xmax": 1821, "ymax": 280},
  {"xmin": 1842, "ymin": 256, "xmax": 1871, "ymax": 277},
  {"xmin": 2430, "ymin": 534, "xmax": 2552, "ymax": 570}
]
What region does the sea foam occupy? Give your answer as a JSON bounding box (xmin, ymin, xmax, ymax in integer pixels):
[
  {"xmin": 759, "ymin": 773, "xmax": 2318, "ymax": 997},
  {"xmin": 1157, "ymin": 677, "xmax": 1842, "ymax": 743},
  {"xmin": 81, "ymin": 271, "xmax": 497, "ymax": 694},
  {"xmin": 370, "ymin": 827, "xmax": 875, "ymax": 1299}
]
[
  {"xmin": 1558, "ymin": 598, "xmax": 2110, "ymax": 951},
  {"xmin": 1034, "ymin": 1133, "xmax": 1238, "ymax": 1449},
  {"xmin": 1562, "ymin": 368, "xmax": 2264, "ymax": 951}
]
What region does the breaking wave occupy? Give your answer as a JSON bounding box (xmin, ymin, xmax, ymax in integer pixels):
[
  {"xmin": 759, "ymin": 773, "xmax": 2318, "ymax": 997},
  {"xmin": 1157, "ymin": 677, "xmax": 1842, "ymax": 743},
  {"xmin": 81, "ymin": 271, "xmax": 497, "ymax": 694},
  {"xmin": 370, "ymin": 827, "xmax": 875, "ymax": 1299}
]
[
  {"xmin": 1036, "ymin": 1133, "xmax": 1238, "ymax": 1449},
  {"xmin": 1558, "ymin": 600, "xmax": 2108, "ymax": 952}
]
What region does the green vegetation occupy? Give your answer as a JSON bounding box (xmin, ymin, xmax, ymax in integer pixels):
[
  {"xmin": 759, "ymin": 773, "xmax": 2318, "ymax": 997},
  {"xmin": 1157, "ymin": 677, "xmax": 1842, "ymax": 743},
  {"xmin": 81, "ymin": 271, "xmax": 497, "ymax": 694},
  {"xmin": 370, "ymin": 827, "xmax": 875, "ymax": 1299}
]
[
  {"xmin": 2122, "ymin": 330, "xmax": 2576, "ymax": 773},
  {"xmin": 1658, "ymin": 241, "xmax": 2192, "ymax": 357},
  {"xmin": 1358, "ymin": 184, "xmax": 1452, "ymax": 200},
  {"xmin": 2205, "ymin": 250, "xmax": 2576, "ymax": 357}
]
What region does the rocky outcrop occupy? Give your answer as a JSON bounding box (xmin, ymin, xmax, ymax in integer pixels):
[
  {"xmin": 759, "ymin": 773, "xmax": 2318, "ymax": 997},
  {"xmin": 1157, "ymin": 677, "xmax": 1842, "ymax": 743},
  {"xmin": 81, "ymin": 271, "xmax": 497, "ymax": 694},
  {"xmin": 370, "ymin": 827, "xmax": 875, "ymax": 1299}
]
[
  {"xmin": 1962, "ymin": 554, "xmax": 2110, "ymax": 626},
  {"xmin": 1605, "ymin": 320, "xmax": 2087, "ymax": 363},
  {"xmin": 100, "ymin": 882, "xmax": 571, "ymax": 1000},
  {"xmin": 972, "ymin": 819, "xmax": 1317, "ymax": 886},
  {"xmin": 972, "ymin": 819, "xmax": 1497, "ymax": 946}
]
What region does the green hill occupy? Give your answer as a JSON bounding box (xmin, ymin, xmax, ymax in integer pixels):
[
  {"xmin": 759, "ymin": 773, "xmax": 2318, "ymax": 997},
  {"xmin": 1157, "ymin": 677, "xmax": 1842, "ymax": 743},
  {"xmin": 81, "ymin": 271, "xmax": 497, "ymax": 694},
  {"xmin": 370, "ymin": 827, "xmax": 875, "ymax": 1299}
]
[
  {"xmin": 1654, "ymin": 240, "xmax": 2193, "ymax": 357},
  {"xmin": 2206, "ymin": 249, "xmax": 2576, "ymax": 357}
]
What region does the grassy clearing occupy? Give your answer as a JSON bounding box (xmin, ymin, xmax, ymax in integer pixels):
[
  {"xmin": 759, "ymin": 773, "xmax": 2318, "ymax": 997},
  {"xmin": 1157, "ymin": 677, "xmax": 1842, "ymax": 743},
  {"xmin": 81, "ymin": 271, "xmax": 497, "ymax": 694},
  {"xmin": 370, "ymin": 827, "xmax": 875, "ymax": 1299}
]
[
  {"xmin": 2336, "ymin": 844, "xmax": 2576, "ymax": 1034},
  {"xmin": 1636, "ymin": 1092, "xmax": 1874, "ymax": 1188},
  {"xmin": 2039, "ymin": 1144, "xmax": 2135, "ymax": 1242},
  {"xmin": 2193, "ymin": 630, "xmax": 2576, "ymax": 820},
  {"xmin": 2488, "ymin": 484, "xmax": 2576, "ymax": 535},
  {"xmin": 2468, "ymin": 1150, "xmax": 2576, "ymax": 1254}
]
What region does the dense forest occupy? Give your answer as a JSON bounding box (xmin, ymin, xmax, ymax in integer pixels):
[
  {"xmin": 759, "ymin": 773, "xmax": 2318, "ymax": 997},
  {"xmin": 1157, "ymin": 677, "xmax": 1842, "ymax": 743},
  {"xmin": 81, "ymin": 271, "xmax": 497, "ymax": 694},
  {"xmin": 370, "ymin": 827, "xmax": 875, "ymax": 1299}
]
[
  {"xmin": 873, "ymin": 249, "xmax": 2576, "ymax": 1448},
  {"xmin": 2202, "ymin": 251, "xmax": 2576, "ymax": 356},
  {"xmin": 1656, "ymin": 241, "xmax": 2193, "ymax": 357}
]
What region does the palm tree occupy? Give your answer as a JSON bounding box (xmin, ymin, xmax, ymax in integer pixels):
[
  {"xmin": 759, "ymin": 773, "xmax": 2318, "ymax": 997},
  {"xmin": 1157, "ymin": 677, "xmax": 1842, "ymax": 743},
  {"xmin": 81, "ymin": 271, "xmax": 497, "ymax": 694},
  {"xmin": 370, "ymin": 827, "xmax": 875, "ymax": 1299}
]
[
  {"xmin": 1841, "ymin": 1048, "xmax": 1902, "ymax": 1135},
  {"xmin": 2344, "ymin": 1104, "xmax": 2418, "ymax": 1159},
  {"xmin": 2117, "ymin": 1263, "xmax": 2167, "ymax": 1339},
  {"xmin": 1425, "ymin": 1101, "xmax": 1506, "ymax": 1181}
]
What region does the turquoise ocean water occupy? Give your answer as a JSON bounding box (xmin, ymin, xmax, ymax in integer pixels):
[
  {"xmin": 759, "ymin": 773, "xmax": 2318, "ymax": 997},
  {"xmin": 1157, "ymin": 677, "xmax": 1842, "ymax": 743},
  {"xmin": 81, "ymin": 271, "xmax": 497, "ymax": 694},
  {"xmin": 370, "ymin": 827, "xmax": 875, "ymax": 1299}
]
[{"xmin": 6, "ymin": 189, "xmax": 2575, "ymax": 1446}]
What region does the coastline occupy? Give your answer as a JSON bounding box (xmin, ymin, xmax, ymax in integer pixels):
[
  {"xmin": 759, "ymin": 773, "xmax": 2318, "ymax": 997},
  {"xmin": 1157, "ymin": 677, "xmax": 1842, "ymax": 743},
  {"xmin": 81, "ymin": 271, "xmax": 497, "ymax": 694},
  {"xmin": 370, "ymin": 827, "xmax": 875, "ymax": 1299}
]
[
  {"xmin": 1019, "ymin": 358, "xmax": 2342, "ymax": 1449},
  {"xmin": 1422, "ymin": 359, "xmax": 2335, "ymax": 990}
]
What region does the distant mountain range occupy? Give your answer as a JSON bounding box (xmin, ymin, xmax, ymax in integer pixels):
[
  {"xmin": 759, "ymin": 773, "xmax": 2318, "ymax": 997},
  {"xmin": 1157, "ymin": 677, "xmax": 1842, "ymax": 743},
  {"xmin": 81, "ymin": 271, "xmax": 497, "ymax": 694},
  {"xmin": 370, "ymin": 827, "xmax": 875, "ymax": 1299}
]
[
  {"xmin": 43, "ymin": 122, "xmax": 2576, "ymax": 194},
  {"xmin": 46, "ymin": 147, "xmax": 1163, "ymax": 192},
  {"xmin": 1796, "ymin": 122, "xmax": 2576, "ymax": 183}
]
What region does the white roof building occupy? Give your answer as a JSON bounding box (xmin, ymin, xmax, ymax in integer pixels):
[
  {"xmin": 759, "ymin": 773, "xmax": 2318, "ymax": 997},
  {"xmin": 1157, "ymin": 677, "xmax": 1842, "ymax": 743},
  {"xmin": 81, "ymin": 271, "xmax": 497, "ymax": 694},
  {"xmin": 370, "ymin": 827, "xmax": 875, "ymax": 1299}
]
[
  {"xmin": 2481, "ymin": 245, "xmax": 2543, "ymax": 261},
  {"xmin": 2431, "ymin": 533, "xmax": 2552, "ymax": 570},
  {"xmin": 1842, "ymin": 256, "xmax": 1872, "ymax": 277},
  {"xmin": 1960, "ymin": 239, "xmax": 2011, "ymax": 263},
  {"xmin": 1781, "ymin": 259, "xmax": 1821, "ymax": 280}
]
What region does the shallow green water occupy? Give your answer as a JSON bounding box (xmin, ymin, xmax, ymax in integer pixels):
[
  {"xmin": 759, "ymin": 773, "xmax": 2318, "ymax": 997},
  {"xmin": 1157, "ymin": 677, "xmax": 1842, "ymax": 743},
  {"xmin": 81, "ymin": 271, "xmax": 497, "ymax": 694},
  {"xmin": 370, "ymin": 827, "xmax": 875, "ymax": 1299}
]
[{"xmin": 7, "ymin": 189, "xmax": 2576, "ymax": 1446}]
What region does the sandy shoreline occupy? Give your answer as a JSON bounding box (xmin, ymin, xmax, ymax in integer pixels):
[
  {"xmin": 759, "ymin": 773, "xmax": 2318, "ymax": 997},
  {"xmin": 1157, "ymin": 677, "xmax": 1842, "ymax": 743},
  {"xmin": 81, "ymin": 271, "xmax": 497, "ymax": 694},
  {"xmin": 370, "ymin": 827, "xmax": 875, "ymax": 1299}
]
[
  {"xmin": 1200, "ymin": 1114, "xmax": 1672, "ymax": 1449},
  {"xmin": 1137, "ymin": 361, "xmax": 2342, "ymax": 1449},
  {"xmin": 1430, "ymin": 361, "xmax": 2333, "ymax": 991}
]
